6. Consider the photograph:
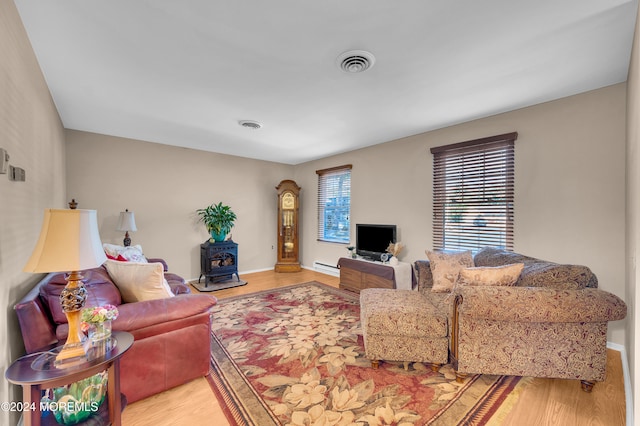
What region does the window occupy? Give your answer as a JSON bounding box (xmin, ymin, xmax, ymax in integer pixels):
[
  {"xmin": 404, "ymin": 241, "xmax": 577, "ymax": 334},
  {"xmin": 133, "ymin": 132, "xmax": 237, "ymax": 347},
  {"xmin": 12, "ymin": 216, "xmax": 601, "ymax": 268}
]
[
  {"xmin": 431, "ymin": 132, "xmax": 517, "ymax": 252},
  {"xmin": 317, "ymin": 165, "xmax": 352, "ymax": 243}
]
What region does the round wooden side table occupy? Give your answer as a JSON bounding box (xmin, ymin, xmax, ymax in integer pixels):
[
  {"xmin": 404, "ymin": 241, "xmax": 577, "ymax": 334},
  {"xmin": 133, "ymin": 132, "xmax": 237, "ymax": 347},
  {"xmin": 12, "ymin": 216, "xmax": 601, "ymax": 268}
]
[{"xmin": 5, "ymin": 331, "xmax": 133, "ymax": 426}]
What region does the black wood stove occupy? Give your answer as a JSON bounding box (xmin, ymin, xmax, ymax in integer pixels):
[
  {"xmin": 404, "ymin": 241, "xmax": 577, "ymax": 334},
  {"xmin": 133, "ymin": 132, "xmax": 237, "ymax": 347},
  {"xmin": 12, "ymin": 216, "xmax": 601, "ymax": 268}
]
[{"xmin": 199, "ymin": 239, "xmax": 239, "ymax": 286}]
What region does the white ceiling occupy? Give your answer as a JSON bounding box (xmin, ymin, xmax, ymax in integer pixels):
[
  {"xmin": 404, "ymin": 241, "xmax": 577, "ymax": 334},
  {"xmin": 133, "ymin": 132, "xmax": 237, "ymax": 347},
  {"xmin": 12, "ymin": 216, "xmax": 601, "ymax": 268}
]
[{"xmin": 14, "ymin": 0, "xmax": 638, "ymax": 164}]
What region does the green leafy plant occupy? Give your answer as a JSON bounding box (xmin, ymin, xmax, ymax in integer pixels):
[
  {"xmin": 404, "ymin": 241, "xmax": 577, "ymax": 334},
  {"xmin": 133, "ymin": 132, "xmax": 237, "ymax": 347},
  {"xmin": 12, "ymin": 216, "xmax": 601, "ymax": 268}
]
[{"xmin": 197, "ymin": 202, "xmax": 237, "ymax": 241}]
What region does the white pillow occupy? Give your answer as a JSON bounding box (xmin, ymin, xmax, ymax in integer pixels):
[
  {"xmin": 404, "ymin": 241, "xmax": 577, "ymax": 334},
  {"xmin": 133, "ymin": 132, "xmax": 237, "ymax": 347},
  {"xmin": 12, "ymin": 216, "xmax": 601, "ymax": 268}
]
[
  {"xmin": 103, "ymin": 243, "xmax": 147, "ymax": 263},
  {"xmin": 104, "ymin": 260, "xmax": 174, "ymax": 303},
  {"xmin": 103, "ymin": 243, "xmax": 122, "ymax": 258},
  {"xmin": 455, "ymin": 263, "xmax": 524, "ymax": 288}
]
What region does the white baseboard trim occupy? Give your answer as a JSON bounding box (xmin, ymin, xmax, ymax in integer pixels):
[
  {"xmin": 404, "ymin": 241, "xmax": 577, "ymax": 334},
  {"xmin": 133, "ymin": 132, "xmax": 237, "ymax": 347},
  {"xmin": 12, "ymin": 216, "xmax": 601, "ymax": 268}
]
[
  {"xmin": 243, "ymin": 264, "xmax": 338, "ymax": 276},
  {"xmin": 607, "ymin": 341, "xmax": 632, "ymax": 426},
  {"xmin": 308, "ymin": 262, "xmax": 340, "ymax": 277}
]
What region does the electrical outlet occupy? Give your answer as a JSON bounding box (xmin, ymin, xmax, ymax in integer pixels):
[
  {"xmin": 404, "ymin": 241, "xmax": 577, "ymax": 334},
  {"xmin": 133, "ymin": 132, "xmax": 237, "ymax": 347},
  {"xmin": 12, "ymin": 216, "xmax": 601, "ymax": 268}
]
[{"xmin": 9, "ymin": 165, "xmax": 25, "ymax": 182}]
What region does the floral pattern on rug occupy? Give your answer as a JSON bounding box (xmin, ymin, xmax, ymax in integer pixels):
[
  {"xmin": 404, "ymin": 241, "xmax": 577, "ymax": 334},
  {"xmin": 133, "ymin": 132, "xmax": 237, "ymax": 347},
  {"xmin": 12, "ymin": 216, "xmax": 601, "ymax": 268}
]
[{"xmin": 211, "ymin": 284, "xmax": 469, "ymax": 426}]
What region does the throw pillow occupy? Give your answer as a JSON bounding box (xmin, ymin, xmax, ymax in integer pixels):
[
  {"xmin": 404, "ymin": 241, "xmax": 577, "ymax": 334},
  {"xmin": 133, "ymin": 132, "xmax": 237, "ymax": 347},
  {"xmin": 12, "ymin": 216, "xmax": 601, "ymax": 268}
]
[
  {"xmin": 426, "ymin": 250, "xmax": 474, "ymax": 292},
  {"xmin": 455, "ymin": 263, "xmax": 525, "ymax": 288},
  {"xmin": 105, "ymin": 253, "xmax": 128, "ymax": 262},
  {"xmin": 104, "ymin": 260, "xmax": 174, "ymax": 303},
  {"xmin": 103, "ymin": 243, "xmax": 147, "ymax": 263},
  {"xmin": 103, "ymin": 243, "xmax": 123, "ymax": 258}
]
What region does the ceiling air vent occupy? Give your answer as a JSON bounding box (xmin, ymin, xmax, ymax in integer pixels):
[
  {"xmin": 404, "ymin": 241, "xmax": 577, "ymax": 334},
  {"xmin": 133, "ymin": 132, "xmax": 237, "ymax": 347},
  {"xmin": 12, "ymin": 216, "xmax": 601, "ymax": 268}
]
[
  {"xmin": 337, "ymin": 50, "xmax": 376, "ymax": 73},
  {"xmin": 238, "ymin": 120, "xmax": 262, "ymax": 129}
]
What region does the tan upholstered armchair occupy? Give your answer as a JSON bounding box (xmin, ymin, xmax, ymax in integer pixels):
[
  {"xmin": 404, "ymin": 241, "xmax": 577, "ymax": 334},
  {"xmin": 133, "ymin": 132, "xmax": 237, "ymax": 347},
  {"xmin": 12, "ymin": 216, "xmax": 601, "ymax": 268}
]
[
  {"xmin": 450, "ymin": 285, "xmax": 626, "ymax": 391},
  {"xmin": 414, "ymin": 247, "xmax": 627, "ymax": 392}
]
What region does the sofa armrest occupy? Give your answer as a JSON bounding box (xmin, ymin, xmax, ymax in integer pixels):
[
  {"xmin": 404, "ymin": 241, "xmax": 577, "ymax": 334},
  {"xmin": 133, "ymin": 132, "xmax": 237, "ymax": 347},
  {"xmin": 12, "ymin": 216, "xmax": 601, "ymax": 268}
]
[
  {"xmin": 14, "ymin": 273, "xmax": 59, "ymax": 353},
  {"xmin": 15, "ymin": 295, "xmax": 58, "ymax": 353},
  {"xmin": 146, "ymin": 258, "xmax": 168, "ymax": 271},
  {"xmin": 113, "ymin": 294, "xmax": 217, "ymax": 332},
  {"xmin": 455, "ymin": 286, "xmax": 626, "ymax": 323}
]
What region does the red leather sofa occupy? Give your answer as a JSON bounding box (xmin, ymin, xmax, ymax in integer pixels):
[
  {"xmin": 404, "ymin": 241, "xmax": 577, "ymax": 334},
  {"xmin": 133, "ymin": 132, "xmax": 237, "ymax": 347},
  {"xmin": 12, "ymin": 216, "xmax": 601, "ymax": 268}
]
[{"xmin": 14, "ymin": 259, "xmax": 217, "ymax": 403}]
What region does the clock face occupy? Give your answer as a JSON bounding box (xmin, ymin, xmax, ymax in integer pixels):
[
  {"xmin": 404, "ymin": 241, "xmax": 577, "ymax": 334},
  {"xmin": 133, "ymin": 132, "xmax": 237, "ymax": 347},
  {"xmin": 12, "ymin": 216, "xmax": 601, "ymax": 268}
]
[{"xmin": 282, "ymin": 192, "xmax": 295, "ymax": 210}]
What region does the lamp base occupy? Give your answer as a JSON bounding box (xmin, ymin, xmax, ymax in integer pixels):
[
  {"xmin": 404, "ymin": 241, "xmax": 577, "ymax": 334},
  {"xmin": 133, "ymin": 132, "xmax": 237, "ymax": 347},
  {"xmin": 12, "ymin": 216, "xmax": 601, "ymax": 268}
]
[{"xmin": 56, "ymin": 272, "xmax": 89, "ymax": 368}]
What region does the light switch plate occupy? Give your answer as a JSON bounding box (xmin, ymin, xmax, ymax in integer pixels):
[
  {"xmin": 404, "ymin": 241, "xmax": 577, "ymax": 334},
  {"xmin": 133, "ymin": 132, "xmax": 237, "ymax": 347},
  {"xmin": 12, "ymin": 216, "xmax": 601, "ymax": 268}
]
[{"xmin": 0, "ymin": 148, "xmax": 8, "ymax": 174}]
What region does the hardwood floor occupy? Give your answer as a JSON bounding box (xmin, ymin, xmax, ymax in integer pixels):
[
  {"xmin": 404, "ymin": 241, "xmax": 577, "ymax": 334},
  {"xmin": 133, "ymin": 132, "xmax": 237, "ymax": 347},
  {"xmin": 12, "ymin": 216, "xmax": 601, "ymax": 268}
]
[{"xmin": 121, "ymin": 269, "xmax": 627, "ymax": 426}]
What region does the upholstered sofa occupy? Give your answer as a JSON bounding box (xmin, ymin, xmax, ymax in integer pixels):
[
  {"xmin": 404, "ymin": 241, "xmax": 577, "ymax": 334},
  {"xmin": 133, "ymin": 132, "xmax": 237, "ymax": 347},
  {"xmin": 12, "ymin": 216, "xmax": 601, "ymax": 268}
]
[
  {"xmin": 14, "ymin": 258, "xmax": 217, "ymax": 403},
  {"xmin": 361, "ymin": 247, "xmax": 627, "ymax": 391}
]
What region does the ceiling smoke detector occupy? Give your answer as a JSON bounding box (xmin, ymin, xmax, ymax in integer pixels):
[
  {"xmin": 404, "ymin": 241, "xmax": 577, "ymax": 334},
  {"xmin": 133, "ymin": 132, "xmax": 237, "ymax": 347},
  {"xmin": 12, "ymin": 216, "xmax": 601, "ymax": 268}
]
[
  {"xmin": 337, "ymin": 50, "xmax": 376, "ymax": 73},
  {"xmin": 239, "ymin": 120, "xmax": 262, "ymax": 129}
]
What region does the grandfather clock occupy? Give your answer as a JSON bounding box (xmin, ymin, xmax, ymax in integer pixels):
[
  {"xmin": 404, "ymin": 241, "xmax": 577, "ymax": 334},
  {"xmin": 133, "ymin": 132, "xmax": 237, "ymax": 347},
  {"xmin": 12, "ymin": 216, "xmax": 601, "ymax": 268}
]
[{"xmin": 275, "ymin": 180, "xmax": 301, "ymax": 272}]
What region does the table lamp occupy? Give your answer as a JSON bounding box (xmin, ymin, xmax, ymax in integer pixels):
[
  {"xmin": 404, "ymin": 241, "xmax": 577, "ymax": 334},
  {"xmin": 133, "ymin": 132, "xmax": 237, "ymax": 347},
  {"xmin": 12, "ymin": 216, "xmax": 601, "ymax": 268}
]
[
  {"xmin": 23, "ymin": 209, "xmax": 107, "ymax": 364},
  {"xmin": 116, "ymin": 209, "xmax": 137, "ymax": 247}
]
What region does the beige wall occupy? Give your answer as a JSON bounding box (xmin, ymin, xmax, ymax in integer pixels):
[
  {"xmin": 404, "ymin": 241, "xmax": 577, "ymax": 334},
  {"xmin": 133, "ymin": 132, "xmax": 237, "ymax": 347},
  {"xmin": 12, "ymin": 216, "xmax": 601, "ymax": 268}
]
[
  {"xmin": 295, "ymin": 83, "xmax": 627, "ymax": 345},
  {"xmin": 65, "ymin": 130, "xmax": 294, "ymax": 280},
  {"xmin": 626, "ymin": 1, "xmax": 640, "ymax": 418},
  {"xmin": 0, "ymin": 0, "xmax": 67, "ymax": 424}
]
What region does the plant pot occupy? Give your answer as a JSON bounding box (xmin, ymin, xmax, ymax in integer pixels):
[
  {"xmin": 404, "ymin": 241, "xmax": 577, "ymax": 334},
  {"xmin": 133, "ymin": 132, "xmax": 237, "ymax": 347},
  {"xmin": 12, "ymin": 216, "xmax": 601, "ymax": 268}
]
[{"xmin": 210, "ymin": 230, "xmax": 227, "ymax": 242}]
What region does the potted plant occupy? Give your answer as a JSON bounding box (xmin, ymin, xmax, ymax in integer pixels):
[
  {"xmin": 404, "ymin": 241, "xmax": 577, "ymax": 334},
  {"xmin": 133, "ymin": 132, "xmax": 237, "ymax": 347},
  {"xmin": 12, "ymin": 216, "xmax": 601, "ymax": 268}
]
[{"xmin": 197, "ymin": 202, "xmax": 237, "ymax": 242}]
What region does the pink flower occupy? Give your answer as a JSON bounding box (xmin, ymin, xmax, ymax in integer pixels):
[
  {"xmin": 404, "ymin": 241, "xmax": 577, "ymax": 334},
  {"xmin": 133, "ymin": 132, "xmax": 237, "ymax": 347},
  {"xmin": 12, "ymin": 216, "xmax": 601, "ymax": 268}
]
[{"xmin": 81, "ymin": 304, "xmax": 119, "ymax": 323}]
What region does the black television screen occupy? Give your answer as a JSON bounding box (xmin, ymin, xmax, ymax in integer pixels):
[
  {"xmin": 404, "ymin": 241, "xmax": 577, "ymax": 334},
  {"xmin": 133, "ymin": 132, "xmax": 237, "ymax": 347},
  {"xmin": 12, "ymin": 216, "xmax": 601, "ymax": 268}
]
[{"xmin": 356, "ymin": 224, "xmax": 397, "ymax": 260}]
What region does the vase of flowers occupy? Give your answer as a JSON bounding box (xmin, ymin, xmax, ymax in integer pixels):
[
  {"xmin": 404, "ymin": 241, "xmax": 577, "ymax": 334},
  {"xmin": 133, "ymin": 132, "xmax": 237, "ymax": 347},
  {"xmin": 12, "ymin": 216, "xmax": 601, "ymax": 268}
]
[
  {"xmin": 81, "ymin": 304, "xmax": 119, "ymax": 343},
  {"xmin": 386, "ymin": 242, "xmax": 404, "ymax": 265},
  {"xmin": 89, "ymin": 321, "xmax": 112, "ymax": 342}
]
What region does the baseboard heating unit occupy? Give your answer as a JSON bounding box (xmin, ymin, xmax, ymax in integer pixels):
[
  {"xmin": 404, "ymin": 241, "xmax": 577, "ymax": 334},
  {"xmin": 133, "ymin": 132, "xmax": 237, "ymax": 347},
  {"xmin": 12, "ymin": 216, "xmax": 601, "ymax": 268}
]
[{"xmin": 312, "ymin": 261, "xmax": 340, "ymax": 277}]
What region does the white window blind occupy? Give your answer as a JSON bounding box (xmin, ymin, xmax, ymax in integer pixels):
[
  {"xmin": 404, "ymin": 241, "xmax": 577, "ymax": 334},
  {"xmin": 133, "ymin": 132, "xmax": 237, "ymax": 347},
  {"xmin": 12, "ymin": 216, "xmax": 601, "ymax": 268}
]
[
  {"xmin": 316, "ymin": 165, "xmax": 352, "ymax": 243},
  {"xmin": 431, "ymin": 132, "xmax": 517, "ymax": 252}
]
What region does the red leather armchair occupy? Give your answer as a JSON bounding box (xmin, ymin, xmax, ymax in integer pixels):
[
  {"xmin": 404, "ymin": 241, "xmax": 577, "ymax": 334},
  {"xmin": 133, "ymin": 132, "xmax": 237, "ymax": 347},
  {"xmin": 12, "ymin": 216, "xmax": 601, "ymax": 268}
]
[{"xmin": 14, "ymin": 260, "xmax": 217, "ymax": 403}]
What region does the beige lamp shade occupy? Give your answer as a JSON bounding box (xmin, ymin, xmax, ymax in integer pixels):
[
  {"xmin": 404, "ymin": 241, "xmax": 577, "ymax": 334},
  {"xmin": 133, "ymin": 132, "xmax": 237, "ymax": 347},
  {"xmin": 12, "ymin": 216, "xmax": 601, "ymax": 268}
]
[
  {"xmin": 23, "ymin": 209, "xmax": 107, "ymax": 273},
  {"xmin": 116, "ymin": 210, "xmax": 137, "ymax": 232}
]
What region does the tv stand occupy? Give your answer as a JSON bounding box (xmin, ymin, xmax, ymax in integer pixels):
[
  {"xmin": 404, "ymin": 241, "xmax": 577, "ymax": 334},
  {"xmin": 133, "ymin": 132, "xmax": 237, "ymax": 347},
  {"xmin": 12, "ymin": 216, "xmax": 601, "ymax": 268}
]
[{"xmin": 337, "ymin": 257, "xmax": 413, "ymax": 293}]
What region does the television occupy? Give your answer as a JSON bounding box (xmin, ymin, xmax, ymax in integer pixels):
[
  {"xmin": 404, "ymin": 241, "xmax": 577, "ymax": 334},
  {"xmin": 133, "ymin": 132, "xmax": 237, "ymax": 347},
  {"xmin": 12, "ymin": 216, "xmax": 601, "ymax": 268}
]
[{"xmin": 356, "ymin": 224, "xmax": 397, "ymax": 261}]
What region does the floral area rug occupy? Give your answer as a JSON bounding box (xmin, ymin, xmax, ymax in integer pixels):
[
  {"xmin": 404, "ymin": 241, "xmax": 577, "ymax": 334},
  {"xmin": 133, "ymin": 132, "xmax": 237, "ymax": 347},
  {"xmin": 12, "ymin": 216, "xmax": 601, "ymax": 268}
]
[{"xmin": 208, "ymin": 282, "xmax": 530, "ymax": 426}]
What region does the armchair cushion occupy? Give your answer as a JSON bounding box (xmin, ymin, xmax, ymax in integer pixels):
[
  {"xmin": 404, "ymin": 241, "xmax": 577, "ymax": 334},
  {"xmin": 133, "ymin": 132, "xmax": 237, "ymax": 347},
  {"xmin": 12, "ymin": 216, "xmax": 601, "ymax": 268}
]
[
  {"xmin": 473, "ymin": 246, "xmax": 598, "ymax": 289},
  {"xmin": 516, "ymin": 263, "xmax": 598, "ymax": 290}
]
